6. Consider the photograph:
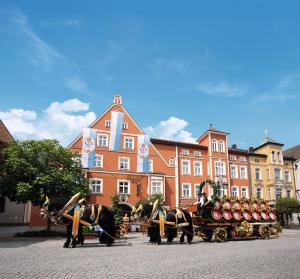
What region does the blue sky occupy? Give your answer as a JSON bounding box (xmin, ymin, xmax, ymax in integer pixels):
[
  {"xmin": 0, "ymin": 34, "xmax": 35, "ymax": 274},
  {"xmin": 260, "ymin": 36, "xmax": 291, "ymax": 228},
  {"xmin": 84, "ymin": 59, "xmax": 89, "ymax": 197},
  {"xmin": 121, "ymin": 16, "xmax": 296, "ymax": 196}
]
[{"xmin": 0, "ymin": 1, "xmax": 300, "ymax": 148}]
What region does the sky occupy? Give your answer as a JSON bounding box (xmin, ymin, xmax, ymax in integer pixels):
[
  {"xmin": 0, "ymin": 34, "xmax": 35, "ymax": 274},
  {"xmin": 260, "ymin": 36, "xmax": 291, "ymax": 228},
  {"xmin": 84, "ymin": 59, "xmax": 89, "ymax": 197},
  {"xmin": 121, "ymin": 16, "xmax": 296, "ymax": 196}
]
[{"xmin": 0, "ymin": 1, "xmax": 300, "ymax": 149}]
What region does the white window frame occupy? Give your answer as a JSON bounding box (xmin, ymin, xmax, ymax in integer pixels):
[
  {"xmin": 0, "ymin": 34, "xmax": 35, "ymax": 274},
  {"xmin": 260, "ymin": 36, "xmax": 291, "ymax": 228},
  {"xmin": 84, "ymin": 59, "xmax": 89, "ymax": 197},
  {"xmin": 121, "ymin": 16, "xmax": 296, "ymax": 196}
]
[
  {"xmin": 182, "ymin": 183, "xmax": 191, "ymax": 198},
  {"xmin": 169, "ymin": 157, "xmax": 175, "ymax": 167},
  {"xmin": 181, "ymin": 160, "xmax": 191, "ymax": 175},
  {"xmin": 219, "ymin": 140, "xmax": 225, "ymax": 153},
  {"xmin": 231, "ymin": 186, "xmax": 238, "ymax": 197},
  {"xmin": 212, "ymin": 139, "xmax": 218, "ymax": 152},
  {"xmin": 255, "ymin": 168, "xmax": 262, "ymax": 180},
  {"xmin": 240, "ymin": 157, "xmax": 246, "ymax": 162},
  {"xmin": 119, "ymin": 157, "xmax": 130, "ymax": 170},
  {"xmin": 182, "ymin": 149, "xmax": 189, "ymax": 155},
  {"xmin": 215, "ymin": 161, "xmax": 225, "ymax": 176},
  {"xmin": 240, "ymin": 166, "xmax": 247, "ymax": 179},
  {"xmin": 230, "ymin": 155, "xmax": 236, "ymax": 161},
  {"xmin": 151, "ymin": 180, "xmax": 163, "ymax": 194},
  {"xmin": 124, "ymin": 136, "xmax": 134, "ymax": 150},
  {"xmin": 97, "ymin": 133, "xmax": 109, "ymax": 147},
  {"xmin": 194, "ymin": 161, "xmax": 203, "ymax": 176},
  {"xmin": 117, "ymin": 180, "xmax": 131, "ymax": 195},
  {"xmin": 274, "ymin": 168, "xmax": 281, "ymax": 181},
  {"xmin": 230, "ymin": 165, "xmax": 238, "ymax": 179},
  {"xmin": 194, "ymin": 184, "xmax": 201, "ymax": 198},
  {"xmin": 241, "ymin": 187, "xmax": 248, "ymax": 198},
  {"xmin": 122, "ymin": 122, "xmax": 128, "ymax": 129},
  {"xmin": 94, "ymin": 154, "xmax": 103, "ymax": 168},
  {"xmin": 148, "ymin": 159, "xmax": 153, "ymax": 172},
  {"xmin": 256, "ymin": 187, "xmax": 262, "ymax": 199},
  {"xmin": 89, "ymin": 179, "xmax": 103, "ymax": 194},
  {"xmin": 284, "ymin": 170, "xmax": 290, "ymax": 182},
  {"xmin": 194, "ymin": 151, "xmax": 201, "ymax": 157},
  {"xmin": 105, "ymin": 120, "xmax": 111, "ymax": 128}
]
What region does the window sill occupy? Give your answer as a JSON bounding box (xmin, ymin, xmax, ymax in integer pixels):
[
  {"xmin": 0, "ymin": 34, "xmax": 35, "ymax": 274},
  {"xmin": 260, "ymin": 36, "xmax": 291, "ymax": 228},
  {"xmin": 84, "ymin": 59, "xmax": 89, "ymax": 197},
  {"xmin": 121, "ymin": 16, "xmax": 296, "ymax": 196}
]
[{"xmin": 91, "ymin": 193, "xmax": 103, "ymax": 195}]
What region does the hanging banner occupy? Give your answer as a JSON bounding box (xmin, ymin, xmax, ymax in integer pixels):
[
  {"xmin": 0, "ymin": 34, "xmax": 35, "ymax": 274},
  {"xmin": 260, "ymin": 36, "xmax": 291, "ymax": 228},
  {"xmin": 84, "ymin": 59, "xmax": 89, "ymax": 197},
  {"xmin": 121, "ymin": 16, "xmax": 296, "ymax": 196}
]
[
  {"xmin": 137, "ymin": 135, "xmax": 150, "ymax": 172},
  {"xmin": 109, "ymin": 111, "xmax": 124, "ymax": 151},
  {"xmin": 81, "ymin": 128, "xmax": 97, "ymax": 168}
]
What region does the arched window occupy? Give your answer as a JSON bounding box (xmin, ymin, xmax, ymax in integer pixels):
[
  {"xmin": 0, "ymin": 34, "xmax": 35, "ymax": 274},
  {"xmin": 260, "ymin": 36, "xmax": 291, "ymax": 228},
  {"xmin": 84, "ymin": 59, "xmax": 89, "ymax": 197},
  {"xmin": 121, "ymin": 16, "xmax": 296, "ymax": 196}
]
[
  {"xmin": 169, "ymin": 157, "xmax": 175, "ymax": 167},
  {"xmin": 212, "ymin": 139, "xmax": 218, "ymax": 152},
  {"xmin": 219, "ymin": 140, "xmax": 225, "ymax": 152}
]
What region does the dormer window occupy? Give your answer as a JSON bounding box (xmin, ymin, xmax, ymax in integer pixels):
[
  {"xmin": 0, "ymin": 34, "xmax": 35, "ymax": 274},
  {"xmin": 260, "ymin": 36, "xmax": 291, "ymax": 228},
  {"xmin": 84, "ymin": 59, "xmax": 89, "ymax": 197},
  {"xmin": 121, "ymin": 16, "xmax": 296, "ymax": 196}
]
[
  {"xmin": 219, "ymin": 140, "xmax": 225, "ymax": 152},
  {"xmin": 123, "ymin": 122, "xmax": 128, "ymax": 129},
  {"xmin": 212, "ymin": 139, "xmax": 218, "ymax": 152},
  {"xmin": 105, "ymin": 120, "xmax": 111, "ymax": 128}
]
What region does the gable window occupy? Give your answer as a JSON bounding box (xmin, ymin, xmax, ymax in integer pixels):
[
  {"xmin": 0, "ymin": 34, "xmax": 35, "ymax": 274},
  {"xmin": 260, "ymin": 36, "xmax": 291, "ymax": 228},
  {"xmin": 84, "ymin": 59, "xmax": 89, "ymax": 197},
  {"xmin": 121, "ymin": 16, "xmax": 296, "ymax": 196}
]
[
  {"xmin": 212, "ymin": 139, "xmax": 218, "ymax": 152},
  {"xmin": 256, "ymin": 188, "xmax": 262, "ymax": 199},
  {"xmin": 89, "ymin": 179, "xmax": 103, "ymax": 193},
  {"xmin": 97, "ymin": 133, "xmax": 108, "ymax": 147},
  {"xmin": 148, "ymin": 160, "xmax": 153, "ymax": 172},
  {"xmin": 230, "ymin": 155, "xmax": 236, "ymax": 161},
  {"xmin": 215, "ymin": 161, "xmax": 225, "ymax": 176},
  {"xmin": 219, "ymin": 140, "xmax": 225, "ymax": 152},
  {"xmin": 255, "ymin": 168, "xmax": 261, "ymax": 180},
  {"xmin": 124, "ymin": 137, "xmax": 134, "ymax": 150},
  {"xmin": 119, "ymin": 157, "xmax": 130, "ymax": 170},
  {"xmin": 94, "ymin": 155, "xmax": 103, "ymax": 167},
  {"xmin": 181, "ymin": 160, "xmax": 191, "ymax": 175},
  {"xmin": 285, "ymin": 170, "xmax": 290, "ymax": 182},
  {"xmin": 274, "ymin": 168, "xmax": 281, "ymax": 181},
  {"xmin": 105, "ymin": 120, "xmax": 111, "ymax": 128},
  {"xmin": 231, "ymin": 187, "xmax": 238, "ymax": 197},
  {"xmin": 194, "ymin": 151, "xmax": 201, "ymax": 157},
  {"xmin": 169, "ymin": 157, "xmax": 175, "ymax": 167},
  {"xmin": 241, "ymin": 187, "xmax": 247, "ymax": 198},
  {"xmin": 240, "ymin": 166, "xmax": 247, "ymax": 179},
  {"xmin": 118, "ymin": 180, "xmax": 130, "ymax": 194},
  {"xmin": 230, "ymin": 165, "xmax": 238, "ymax": 179},
  {"xmin": 151, "ymin": 180, "xmax": 163, "ymax": 194},
  {"xmin": 182, "ymin": 149, "xmax": 189, "ymax": 155},
  {"xmin": 182, "ymin": 183, "xmax": 191, "ymax": 198},
  {"xmin": 122, "ymin": 122, "xmax": 128, "ymax": 129},
  {"xmin": 194, "ymin": 161, "xmax": 203, "ymax": 176}
]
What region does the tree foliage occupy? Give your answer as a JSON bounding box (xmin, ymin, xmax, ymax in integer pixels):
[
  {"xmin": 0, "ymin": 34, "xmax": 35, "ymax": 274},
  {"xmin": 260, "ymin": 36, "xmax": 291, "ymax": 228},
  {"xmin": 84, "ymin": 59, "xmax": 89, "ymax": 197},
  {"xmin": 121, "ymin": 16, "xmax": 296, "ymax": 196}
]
[
  {"xmin": 0, "ymin": 139, "xmax": 90, "ymax": 206},
  {"xmin": 110, "ymin": 195, "xmax": 123, "ymax": 227},
  {"xmin": 275, "ymin": 198, "xmax": 300, "ymax": 228},
  {"xmin": 135, "ymin": 193, "xmax": 165, "ymax": 208}
]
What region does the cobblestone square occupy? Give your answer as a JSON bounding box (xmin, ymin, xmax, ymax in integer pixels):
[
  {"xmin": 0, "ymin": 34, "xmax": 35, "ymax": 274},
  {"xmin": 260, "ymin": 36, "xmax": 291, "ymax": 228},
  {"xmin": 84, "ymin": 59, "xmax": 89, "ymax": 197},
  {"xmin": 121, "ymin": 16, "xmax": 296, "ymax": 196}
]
[{"xmin": 1, "ymin": 229, "xmax": 300, "ymax": 279}]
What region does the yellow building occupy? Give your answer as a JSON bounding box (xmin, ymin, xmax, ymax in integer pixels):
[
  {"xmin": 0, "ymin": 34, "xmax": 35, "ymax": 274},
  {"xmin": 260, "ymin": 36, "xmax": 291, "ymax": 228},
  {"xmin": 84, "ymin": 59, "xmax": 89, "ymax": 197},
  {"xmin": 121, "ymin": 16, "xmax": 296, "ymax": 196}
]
[{"xmin": 249, "ymin": 136, "xmax": 296, "ymax": 205}]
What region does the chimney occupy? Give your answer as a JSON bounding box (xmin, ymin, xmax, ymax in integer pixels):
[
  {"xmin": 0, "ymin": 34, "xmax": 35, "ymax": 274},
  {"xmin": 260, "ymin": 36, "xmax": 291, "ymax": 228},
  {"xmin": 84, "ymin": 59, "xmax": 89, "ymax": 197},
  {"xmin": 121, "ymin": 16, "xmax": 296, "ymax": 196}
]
[
  {"xmin": 232, "ymin": 144, "xmax": 237, "ymax": 149},
  {"xmin": 249, "ymin": 147, "xmax": 254, "ymax": 152}
]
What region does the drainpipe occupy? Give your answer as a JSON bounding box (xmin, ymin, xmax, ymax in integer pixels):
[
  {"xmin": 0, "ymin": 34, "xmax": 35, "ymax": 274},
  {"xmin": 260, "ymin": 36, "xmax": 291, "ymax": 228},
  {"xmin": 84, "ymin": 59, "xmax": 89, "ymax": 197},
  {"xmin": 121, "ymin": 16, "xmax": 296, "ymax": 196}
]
[
  {"xmin": 175, "ymin": 146, "xmax": 179, "ymax": 208},
  {"xmin": 248, "ymin": 156, "xmax": 253, "ymax": 198}
]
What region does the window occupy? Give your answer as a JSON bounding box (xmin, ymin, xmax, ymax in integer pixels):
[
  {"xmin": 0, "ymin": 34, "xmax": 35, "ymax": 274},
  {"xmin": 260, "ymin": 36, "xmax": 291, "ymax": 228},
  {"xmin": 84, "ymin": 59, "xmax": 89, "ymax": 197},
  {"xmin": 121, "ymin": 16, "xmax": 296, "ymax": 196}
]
[
  {"xmin": 195, "ymin": 184, "xmax": 201, "ymax": 197},
  {"xmin": 182, "ymin": 149, "xmax": 189, "ymax": 155},
  {"xmin": 182, "ymin": 183, "xmax": 191, "ymax": 198},
  {"xmin": 169, "ymin": 157, "xmax": 175, "ymax": 167},
  {"xmin": 275, "ymin": 188, "xmax": 282, "ymax": 200},
  {"xmin": 255, "ymin": 168, "xmax": 261, "ymax": 180},
  {"xmin": 277, "ymin": 152, "xmax": 282, "ymax": 162},
  {"xmin": 240, "ymin": 166, "xmax": 247, "ymax": 179},
  {"xmin": 240, "ymin": 157, "xmax": 246, "ymax": 162},
  {"xmin": 122, "ymin": 122, "xmax": 128, "ymax": 129},
  {"xmin": 285, "ymin": 170, "xmax": 290, "ymax": 182},
  {"xmin": 94, "ymin": 155, "xmax": 103, "ymax": 167},
  {"xmin": 97, "ymin": 133, "xmax": 108, "ymax": 147},
  {"xmin": 119, "ymin": 157, "xmax": 130, "ymax": 170},
  {"xmin": 105, "ymin": 120, "xmax": 111, "ymax": 128},
  {"xmin": 89, "ymin": 179, "xmax": 103, "ymax": 193},
  {"xmin": 194, "ymin": 151, "xmax": 201, "ymax": 157},
  {"xmin": 118, "ymin": 180, "xmax": 130, "ymax": 194},
  {"xmin": 151, "ymin": 180, "xmax": 163, "ymax": 194},
  {"xmin": 256, "ymin": 188, "xmax": 262, "ymax": 199},
  {"xmin": 194, "ymin": 161, "xmax": 203, "ymax": 176},
  {"xmin": 220, "ymin": 185, "xmax": 227, "ymax": 198},
  {"xmin": 255, "ymin": 159, "xmax": 259, "ymax": 163},
  {"xmin": 219, "ymin": 140, "xmax": 225, "ymax": 152},
  {"xmin": 232, "ymin": 187, "xmax": 238, "ymax": 197},
  {"xmin": 230, "ymin": 155, "xmax": 236, "ymax": 161},
  {"xmin": 212, "ymin": 139, "xmax": 218, "ymax": 152},
  {"xmin": 124, "ymin": 137, "xmax": 134, "ymax": 150},
  {"xmin": 286, "ymin": 189, "xmax": 291, "ymax": 198},
  {"xmin": 215, "ymin": 161, "xmax": 225, "ymax": 176},
  {"xmin": 230, "ymin": 165, "xmax": 238, "ymax": 179},
  {"xmin": 274, "ymin": 168, "xmax": 281, "ymax": 181},
  {"xmin": 181, "ymin": 160, "xmax": 191, "ymax": 175},
  {"xmin": 148, "ymin": 160, "xmax": 153, "ymax": 172},
  {"xmin": 241, "ymin": 187, "xmax": 247, "ymax": 198}
]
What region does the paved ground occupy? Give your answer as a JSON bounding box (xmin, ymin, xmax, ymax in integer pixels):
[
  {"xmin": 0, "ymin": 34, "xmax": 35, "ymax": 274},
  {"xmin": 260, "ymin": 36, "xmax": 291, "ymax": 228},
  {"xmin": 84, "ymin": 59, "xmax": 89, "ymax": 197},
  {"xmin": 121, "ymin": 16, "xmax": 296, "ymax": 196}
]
[{"xmin": 1, "ymin": 230, "xmax": 300, "ymax": 279}]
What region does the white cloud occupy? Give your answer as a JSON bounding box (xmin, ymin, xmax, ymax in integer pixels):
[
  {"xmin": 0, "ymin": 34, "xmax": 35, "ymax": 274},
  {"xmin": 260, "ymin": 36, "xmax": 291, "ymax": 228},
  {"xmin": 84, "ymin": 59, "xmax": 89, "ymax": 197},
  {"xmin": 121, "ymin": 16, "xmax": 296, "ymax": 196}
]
[
  {"xmin": 197, "ymin": 82, "xmax": 247, "ymax": 97},
  {"xmin": 41, "ymin": 18, "xmax": 83, "ymax": 27},
  {"xmin": 65, "ymin": 77, "xmax": 88, "ymax": 93},
  {"xmin": 0, "ymin": 99, "xmax": 96, "ymax": 146},
  {"xmin": 144, "ymin": 117, "xmax": 196, "ymax": 143}
]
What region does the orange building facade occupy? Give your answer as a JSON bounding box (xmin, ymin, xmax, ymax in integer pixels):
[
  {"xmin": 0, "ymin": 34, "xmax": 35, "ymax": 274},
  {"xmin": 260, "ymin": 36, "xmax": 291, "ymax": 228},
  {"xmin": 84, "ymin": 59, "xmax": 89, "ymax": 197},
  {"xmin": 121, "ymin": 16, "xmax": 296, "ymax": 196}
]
[{"xmin": 67, "ymin": 96, "xmax": 251, "ymax": 211}]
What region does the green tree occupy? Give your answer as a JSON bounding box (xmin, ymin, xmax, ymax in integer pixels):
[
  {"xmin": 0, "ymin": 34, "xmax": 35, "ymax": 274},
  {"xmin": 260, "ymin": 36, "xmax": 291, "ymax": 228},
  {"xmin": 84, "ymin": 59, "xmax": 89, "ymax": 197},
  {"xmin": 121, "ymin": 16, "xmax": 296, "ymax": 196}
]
[
  {"xmin": 0, "ymin": 139, "xmax": 90, "ymax": 231},
  {"xmin": 275, "ymin": 198, "xmax": 300, "ymax": 228},
  {"xmin": 135, "ymin": 193, "xmax": 165, "ymax": 208},
  {"xmin": 110, "ymin": 195, "xmax": 123, "ymax": 227}
]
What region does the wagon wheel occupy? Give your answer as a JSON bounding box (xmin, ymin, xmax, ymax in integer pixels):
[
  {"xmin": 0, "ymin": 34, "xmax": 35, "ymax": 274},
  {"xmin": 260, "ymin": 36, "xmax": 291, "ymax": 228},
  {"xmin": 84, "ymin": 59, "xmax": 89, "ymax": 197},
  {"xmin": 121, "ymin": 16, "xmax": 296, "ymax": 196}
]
[
  {"xmin": 202, "ymin": 230, "xmax": 213, "ymax": 242},
  {"xmin": 214, "ymin": 227, "xmax": 228, "ymax": 242},
  {"xmin": 259, "ymin": 224, "xmax": 270, "ymax": 239}
]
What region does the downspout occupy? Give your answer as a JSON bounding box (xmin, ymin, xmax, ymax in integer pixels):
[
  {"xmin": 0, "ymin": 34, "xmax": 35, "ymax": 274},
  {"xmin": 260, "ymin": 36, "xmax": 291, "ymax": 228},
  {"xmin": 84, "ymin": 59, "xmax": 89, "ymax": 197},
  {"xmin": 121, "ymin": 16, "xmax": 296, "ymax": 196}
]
[
  {"xmin": 175, "ymin": 146, "xmax": 179, "ymax": 208},
  {"xmin": 248, "ymin": 155, "xmax": 253, "ymax": 198}
]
